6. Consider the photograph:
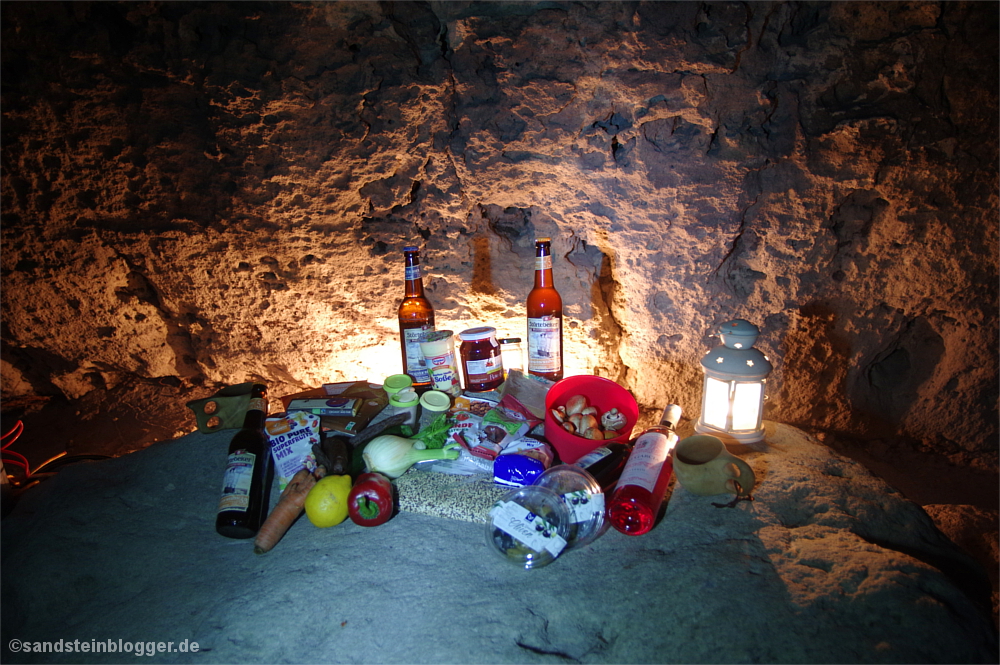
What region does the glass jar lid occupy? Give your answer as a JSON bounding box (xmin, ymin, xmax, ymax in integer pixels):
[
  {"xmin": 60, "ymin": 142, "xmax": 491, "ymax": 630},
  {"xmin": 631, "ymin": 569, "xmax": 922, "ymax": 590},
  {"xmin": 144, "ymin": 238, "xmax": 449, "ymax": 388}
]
[{"xmin": 459, "ymin": 326, "xmax": 497, "ymax": 341}]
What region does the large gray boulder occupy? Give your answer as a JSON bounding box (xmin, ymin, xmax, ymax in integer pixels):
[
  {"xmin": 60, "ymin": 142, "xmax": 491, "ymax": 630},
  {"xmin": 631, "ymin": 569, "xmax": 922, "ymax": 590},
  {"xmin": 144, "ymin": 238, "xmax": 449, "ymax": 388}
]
[{"xmin": 1, "ymin": 422, "xmax": 995, "ymax": 663}]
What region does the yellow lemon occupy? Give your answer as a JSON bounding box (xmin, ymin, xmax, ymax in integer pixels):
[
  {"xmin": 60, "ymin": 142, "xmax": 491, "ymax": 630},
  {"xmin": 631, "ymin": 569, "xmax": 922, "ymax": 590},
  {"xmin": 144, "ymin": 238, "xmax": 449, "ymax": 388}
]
[{"xmin": 304, "ymin": 475, "xmax": 351, "ymax": 528}]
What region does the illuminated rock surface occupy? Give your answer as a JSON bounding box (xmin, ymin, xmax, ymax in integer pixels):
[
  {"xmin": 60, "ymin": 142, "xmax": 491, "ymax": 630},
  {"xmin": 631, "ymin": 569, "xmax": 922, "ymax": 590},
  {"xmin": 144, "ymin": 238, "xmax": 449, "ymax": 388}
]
[{"xmin": 1, "ymin": 2, "xmax": 996, "ymax": 470}]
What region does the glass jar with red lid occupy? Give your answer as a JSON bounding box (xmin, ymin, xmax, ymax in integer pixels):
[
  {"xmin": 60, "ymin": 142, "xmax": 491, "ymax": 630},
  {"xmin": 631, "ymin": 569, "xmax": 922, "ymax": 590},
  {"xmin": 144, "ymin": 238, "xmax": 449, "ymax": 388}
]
[{"xmin": 459, "ymin": 326, "xmax": 504, "ymax": 392}]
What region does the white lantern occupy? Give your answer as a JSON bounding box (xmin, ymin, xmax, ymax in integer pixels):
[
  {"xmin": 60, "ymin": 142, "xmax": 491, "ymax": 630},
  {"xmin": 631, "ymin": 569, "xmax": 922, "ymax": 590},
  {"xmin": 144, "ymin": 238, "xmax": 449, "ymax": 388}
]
[{"xmin": 695, "ymin": 319, "xmax": 772, "ymax": 444}]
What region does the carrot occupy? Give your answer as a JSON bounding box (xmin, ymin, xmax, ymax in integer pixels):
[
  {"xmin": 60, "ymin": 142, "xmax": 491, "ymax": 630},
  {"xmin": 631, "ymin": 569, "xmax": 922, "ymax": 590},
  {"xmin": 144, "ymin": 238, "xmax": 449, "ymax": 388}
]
[{"xmin": 253, "ymin": 466, "xmax": 326, "ymax": 554}]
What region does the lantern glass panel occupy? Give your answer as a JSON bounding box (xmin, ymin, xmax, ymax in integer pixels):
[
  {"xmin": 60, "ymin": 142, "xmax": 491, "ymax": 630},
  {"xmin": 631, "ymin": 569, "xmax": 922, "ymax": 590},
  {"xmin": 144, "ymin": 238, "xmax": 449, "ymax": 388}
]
[
  {"xmin": 731, "ymin": 381, "xmax": 763, "ymax": 430},
  {"xmin": 702, "ymin": 376, "xmax": 731, "ymax": 429}
]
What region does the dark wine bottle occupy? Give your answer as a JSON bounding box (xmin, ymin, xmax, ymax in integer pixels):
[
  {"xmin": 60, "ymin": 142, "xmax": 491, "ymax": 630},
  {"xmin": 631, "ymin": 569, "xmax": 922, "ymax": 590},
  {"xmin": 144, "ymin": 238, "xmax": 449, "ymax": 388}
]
[
  {"xmin": 575, "ymin": 442, "xmax": 633, "ymax": 493},
  {"xmin": 216, "ymin": 383, "xmax": 274, "ymax": 539}
]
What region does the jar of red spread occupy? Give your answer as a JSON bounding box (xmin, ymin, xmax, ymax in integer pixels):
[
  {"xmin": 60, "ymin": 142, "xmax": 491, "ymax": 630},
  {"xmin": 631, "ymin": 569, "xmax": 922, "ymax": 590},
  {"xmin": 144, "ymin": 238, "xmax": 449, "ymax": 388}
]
[{"xmin": 459, "ymin": 326, "xmax": 504, "ymax": 392}]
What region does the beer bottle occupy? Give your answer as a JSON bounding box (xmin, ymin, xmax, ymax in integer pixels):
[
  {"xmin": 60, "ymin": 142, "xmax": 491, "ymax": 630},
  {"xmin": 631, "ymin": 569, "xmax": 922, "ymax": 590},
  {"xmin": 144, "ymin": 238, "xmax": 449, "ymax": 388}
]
[
  {"xmin": 216, "ymin": 383, "xmax": 274, "ymax": 538},
  {"xmin": 526, "ymin": 238, "xmax": 563, "ymax": 381},
  {"xmin": 398, "ymin": 245, "xmax": 435, "ymax": 389}
]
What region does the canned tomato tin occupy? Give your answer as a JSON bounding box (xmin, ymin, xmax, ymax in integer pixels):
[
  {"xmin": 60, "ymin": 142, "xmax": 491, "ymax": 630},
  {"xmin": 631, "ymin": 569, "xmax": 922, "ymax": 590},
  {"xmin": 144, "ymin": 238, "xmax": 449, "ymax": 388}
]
[{"xmin": 459, "ymin": 326, "xmax": 504, "ymax": 392}]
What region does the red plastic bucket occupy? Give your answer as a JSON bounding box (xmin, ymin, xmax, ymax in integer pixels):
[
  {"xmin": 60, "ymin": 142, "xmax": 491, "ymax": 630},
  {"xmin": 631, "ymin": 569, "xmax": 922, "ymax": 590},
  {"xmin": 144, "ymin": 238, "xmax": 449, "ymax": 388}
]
[{"xmin": 544, "ymin": 375, "xmax": 639, "ymax": 464}]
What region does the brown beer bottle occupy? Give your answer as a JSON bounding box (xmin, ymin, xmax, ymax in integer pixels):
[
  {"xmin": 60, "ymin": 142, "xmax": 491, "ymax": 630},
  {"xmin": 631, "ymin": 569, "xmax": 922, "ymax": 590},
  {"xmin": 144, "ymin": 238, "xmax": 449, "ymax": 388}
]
[
  {"xmin": 526, "ymin": 238, "xmax": 564, "ymax": 381},
  {"xmin": 397, "ymin": 245, "xmax": 435, "ymax": 389}
]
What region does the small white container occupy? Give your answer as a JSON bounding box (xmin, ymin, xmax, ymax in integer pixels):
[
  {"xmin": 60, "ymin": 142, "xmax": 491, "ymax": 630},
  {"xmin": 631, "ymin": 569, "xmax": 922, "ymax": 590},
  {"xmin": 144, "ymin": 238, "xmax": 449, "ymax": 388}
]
[
  {"xmin": 388, "ymin": 387, "xmax": 420, "ymax": 428},
  {"xmin": 418, "ymin": 390, "xmax": 451, "ymax": 432}
]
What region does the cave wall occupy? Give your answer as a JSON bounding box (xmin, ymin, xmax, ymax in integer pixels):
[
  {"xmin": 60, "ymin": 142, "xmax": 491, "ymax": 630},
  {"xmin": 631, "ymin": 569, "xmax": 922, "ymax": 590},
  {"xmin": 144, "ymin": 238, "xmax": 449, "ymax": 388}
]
[{"xmin": 1, "ymin": 1, "xmax": 997, "ymax": 464}]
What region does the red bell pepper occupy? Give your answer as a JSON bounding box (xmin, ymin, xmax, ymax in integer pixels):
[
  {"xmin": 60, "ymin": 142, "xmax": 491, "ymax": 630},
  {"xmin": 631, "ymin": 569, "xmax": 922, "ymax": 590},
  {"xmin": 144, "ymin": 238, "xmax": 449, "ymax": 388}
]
[{"xmin": 347, "ymin": 472, "xmax": 394, "ymax": 527}]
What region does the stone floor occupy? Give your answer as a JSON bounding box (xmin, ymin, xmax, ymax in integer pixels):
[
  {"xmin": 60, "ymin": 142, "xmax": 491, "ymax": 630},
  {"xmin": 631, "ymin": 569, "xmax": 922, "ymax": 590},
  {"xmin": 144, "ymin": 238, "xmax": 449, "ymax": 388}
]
[{"xmin": 2, "ymin": 421, "xmax": 997, "ymax": 663}]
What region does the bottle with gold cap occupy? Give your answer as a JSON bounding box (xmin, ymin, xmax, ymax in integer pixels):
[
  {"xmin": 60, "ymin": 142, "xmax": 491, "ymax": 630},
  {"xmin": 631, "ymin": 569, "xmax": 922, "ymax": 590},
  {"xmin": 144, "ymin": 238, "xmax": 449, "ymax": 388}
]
[
  {"xmin": 397, "ymin": 245, "xmax": 435, "ymax": 390},
  {"xmin": 526, "ymin": 237, "xmax": 563, "ymax": 382}
]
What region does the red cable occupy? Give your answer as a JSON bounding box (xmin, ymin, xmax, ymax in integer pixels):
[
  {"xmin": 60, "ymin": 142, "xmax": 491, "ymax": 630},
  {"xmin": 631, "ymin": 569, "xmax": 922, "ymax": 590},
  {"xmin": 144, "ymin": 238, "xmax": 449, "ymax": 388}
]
[
  {"xmin": 2, "ymin": 420, "xmax": 24, "ymax": 441},
  {"xmin": 1, "ymin": 420, "xmax": 27, "ymax": 475},
  {"xmin": 2, "ymin": 456, "xmax": 28, "ymax": 475},
  {"xmin": 3, "ymin": 448, "xmax": 29, "ymax": 469}
]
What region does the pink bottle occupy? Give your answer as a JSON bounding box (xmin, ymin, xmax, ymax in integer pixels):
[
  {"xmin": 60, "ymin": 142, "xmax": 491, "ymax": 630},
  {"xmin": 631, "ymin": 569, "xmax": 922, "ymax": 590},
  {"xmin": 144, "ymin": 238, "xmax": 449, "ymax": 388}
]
[{"xmin": 606, "ymin": 405, "xmax": 682, "ymax": 536}]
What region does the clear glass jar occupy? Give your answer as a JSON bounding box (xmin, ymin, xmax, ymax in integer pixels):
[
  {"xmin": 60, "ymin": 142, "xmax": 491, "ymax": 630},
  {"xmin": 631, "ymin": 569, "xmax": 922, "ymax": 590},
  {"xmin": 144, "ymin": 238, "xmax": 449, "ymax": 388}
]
[{"xmin": 498, "ymin": 337, "xmax": 524, "ymax": 378}]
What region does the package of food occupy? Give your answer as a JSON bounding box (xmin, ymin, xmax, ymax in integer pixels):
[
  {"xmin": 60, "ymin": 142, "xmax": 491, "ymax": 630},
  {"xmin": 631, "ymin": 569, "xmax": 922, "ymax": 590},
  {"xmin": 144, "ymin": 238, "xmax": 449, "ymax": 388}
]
[
  {"xmin": 493, "ymin": 438, "xmax": 554, "ymax": 487},
  {"xmin": 264, "ymin": 411, "xmax": 322, "ymax": 490},
  {"xmin": 280, "ymin": 381, "xmax": 388, "ymax": 436},
  {"xmin": 287, "ymin": 397, "xmax": 360, "ymax": 416},
  {"xmin": 453, "ymin": 430, "xmax": 503, "ymax": 461},
  {"xmin": 498, "ymin": 368, "xmax": 554, "ymax": 420},
  {"xmin": 445, "ymin": 395, "xmax": 497, "ymax": 456},
  {"xmin": 473, "ymin": 394, "xmax": 542, "ymax": 452}
]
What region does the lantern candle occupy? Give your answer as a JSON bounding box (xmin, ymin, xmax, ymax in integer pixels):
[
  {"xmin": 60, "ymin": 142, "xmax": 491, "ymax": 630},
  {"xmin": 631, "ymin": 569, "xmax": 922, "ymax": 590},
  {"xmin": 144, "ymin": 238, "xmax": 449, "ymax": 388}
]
[{"xmin": 695, "ymin": 319, "xmax": 773, "ymax": 443}]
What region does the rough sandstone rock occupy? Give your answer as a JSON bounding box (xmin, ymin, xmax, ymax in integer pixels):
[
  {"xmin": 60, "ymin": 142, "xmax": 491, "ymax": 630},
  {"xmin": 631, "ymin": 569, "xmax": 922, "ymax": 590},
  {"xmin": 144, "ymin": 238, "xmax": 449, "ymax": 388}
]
[
  {"xmin": 1, "ymin": 2, "xmax": 997, "ymax": 471},
  {"xmin": 0, "ymin": 422, "xmax": 995, "ymax": 663},
  {"xmin": 923, "ymin": 503, "xmax": 1000, "ymax": 623}
]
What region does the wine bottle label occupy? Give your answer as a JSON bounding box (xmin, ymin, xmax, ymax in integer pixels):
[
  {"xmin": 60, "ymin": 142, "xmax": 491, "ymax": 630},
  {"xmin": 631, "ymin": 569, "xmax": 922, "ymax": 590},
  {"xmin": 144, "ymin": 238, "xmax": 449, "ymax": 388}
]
[
  {"xmin": 534, "ymin": 255, "xmax": 552, "ymax": 271},
  {"xmin": 616, "ymin": 432, "xmax": 671, "ymax": 492},
  {"xmin": 563, "ymin": 489, "xmax": 605, "ymax": 524},
  {"xmin": 577, "ymin": 447, "xmax": 612, "ymax": 468},
  {"xmin": 527, "ymin": 316, "xmax": 561, "ymax": 372},
  {"xmin": 490, "ymin": 500, "xmax": 567, "ymax": 557},
  {"xmin": 403, "ymin": 327, "xmax": 433, "ymax": 382},
  {"xmin": 218, "ymin": 450, "xmax": 256, "ymax": 513},
  {"xmin": 405, "ymin": 264, "xmax": 421, "ymax": 281}
]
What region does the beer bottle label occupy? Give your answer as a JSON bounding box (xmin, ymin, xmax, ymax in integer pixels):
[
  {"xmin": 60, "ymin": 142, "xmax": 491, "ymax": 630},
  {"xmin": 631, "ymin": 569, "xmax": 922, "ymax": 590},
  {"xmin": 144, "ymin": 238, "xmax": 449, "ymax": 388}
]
[
  {"xmin": 534, "ymin": 255, "xmax": 552, "ymax": 271},
  {"xmin": 403, "ymin": 327, "xmax": 433, "ymax": 382},
  {"xmin": 218, "ymin": 450, "xmax": 256, "ymax": 513},
  {"xmin": 527, "ymin": 316, "xmax": 561, "ymax": 372}
]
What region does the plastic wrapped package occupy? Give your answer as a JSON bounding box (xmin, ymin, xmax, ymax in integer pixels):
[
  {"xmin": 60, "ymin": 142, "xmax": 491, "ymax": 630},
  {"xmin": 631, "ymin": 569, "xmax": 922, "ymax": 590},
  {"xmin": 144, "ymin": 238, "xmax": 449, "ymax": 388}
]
[
  {"xmin": 532, "ymin": 464, "xmax": 608, "ymax": 550},
  {"xmin": 486, "ymin": 485, "xmax": 571, "ymax": 569}
]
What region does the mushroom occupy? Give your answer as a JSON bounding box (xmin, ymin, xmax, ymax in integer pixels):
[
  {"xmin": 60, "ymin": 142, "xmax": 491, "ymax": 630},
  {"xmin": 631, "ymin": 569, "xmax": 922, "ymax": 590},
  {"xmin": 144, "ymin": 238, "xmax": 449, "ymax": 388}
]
[
  {"xmin": 601, "ymin": 407, "xmax": 627, "ymax": 432},
  {"xmin": 578, "ymin": 413, "xmax": 599, "ymax": 432},
  {"xmin": 565, "ymin": 395, "xmax": 589, "ymax": 416}
]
